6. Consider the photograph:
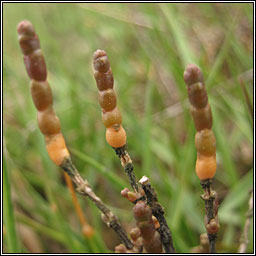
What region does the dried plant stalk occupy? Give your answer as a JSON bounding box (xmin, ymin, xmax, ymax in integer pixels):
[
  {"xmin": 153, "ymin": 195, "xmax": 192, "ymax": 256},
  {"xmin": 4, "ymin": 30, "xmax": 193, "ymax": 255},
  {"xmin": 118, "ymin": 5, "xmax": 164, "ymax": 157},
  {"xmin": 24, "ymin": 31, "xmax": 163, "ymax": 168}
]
[{"xmin": 139, "ymin": 176, "xmax": 175, "ymax": 253}]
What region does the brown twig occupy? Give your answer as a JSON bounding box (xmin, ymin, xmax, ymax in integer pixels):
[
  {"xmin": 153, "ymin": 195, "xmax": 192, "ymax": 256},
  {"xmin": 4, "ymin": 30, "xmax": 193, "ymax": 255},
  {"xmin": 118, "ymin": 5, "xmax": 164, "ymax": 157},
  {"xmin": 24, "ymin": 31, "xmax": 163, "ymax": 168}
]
[
  {"xmin": 113, "ymin": 145, "xmax": 139, "ymax": 193},
  {"xmin": 237, "ymin": 190, "xmax": 253, "ymax": 253},
  {"xmin": 60, "ymin": 157, "xmax": 133, "ymax": 249},
  {"xmin": 139, "ymin": 176, "xmax": 176, "ymax": 253},
  {"xmin": 200, "ymin": 179, "xmax": 219, "ymax": 253}
]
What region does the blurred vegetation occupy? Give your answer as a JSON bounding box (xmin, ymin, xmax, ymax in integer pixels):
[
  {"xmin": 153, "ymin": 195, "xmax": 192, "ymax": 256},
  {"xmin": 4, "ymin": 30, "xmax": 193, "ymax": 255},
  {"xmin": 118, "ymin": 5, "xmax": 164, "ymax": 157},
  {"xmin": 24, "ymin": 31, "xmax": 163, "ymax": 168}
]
[{"xmin": 3, "ymin": 3, "xmax": 253, "ymax": 253}]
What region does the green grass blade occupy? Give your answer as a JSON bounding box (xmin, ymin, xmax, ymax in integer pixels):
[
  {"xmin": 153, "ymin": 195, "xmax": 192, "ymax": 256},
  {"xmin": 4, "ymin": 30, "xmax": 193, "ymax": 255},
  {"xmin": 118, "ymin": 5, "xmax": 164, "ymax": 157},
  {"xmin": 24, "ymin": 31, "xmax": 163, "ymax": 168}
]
[
  {"xmin": 142, "ymin": 66, "xmax": 154, "ymax": 177},
  {"xmin": 16, "ymin": 212, "xmax": 67, "ymax": 244},
  {"xmin": 212, "ymin": 108, "xmax": 239, "ymax": 186},
  {"xmin": 3, "ymin": 155, "xmax": 20, "ymax": 253},
  {"xmin": 159, "ymin": 4, "xmax": 195, "ymax": 66},
  {"xmin": 206, "ymin": 12, "xmax": 239, "ymax": 89},
  {"xmin": 219, "ymin": 169, "xmax": 253, "ymax": 224},
  {"xmin": 70, "ymin": 148, "xmax": 127, "ymax": 190}
]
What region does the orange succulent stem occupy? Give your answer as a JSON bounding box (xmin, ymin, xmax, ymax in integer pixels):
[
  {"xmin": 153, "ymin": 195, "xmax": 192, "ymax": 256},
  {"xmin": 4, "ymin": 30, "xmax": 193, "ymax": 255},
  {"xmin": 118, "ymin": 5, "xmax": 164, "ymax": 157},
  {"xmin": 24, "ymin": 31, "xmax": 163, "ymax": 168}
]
[
  {"xmin": 92, "ymin": 50, "xmax": 139, "ymax": 194},
  {"xmin": 18, "ymin": 20, "xmax": 133, "ymax": 250},
  {"xmin": 184, "ymin": 64, "xmax": 219, "ymax": 253},
  {"xmin": 63, "ymin": 172, "xmax": 94, "ymax": 238}
]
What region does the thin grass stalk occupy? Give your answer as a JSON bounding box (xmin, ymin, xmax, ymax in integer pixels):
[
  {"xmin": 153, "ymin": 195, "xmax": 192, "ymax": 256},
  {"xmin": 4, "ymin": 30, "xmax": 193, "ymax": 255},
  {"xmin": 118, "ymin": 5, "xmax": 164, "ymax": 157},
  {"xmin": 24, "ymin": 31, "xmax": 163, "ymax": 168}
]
[{"xmin": 239, "ymin": 80, "xmax": 253, "ymax": 122}]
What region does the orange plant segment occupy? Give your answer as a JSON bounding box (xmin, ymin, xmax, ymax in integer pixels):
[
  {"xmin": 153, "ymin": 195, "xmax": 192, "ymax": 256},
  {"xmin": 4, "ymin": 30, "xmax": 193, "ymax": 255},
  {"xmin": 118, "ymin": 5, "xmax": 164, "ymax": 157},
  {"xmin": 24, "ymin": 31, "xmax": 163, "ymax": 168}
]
[
  {"xmin": 82, "ymin": 224, "xmax": 95, "ymax": 238},
  {"xmin": 106, "ymin": 126, "xmax": 127, "ymax": 148},
  {"xmin": 196, "ymin": 154, "xmax": 216, "ymax": 180},
  {"xmin": 63, "ymin": 172, "xmax": 94, "ymax": 238},
  {"xmin": 45, "ymin": 133, "xmax": 70, "ymax": 166}
]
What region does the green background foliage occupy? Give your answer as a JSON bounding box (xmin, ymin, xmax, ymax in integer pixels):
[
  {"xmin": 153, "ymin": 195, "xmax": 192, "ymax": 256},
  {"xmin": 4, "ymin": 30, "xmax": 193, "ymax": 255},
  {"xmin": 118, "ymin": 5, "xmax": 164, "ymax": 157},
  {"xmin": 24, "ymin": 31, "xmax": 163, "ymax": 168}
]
[{"xmin": 3, "ymin": 3, "xmax": 253, "ymax": 253}]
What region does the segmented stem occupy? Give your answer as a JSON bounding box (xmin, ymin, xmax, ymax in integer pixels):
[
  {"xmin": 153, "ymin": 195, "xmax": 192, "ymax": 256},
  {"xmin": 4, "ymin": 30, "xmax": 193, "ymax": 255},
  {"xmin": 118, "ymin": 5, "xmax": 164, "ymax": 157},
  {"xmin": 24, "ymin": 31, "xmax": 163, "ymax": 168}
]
[
  {"xmin": 184, "ymin": 64, "xmax": 219, "ymax": 253},
  {"xmin": 133, "ymin": 200, "xmax": 163, "ymax": 253},
  {"xmin": 93, "ymin": 50, "xmax": 139, "ymax": 193},
  {"xmin": 18, "ymin": 21, "xmax": 132, "ymax": 250},
  {"xmin": 121, "ymin": 187, "xmax": 161, "ymax": 253},
  {"xmin": 93, "ymin": 50, "xmax": 176, "ymax": 252},
  {"xmin": 113, "ymin": 145, "xmax": 139, "ymax": 193},
  {"xmin": 18, "ymin": 20, "xmax": 69, "ymax": 166}
]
